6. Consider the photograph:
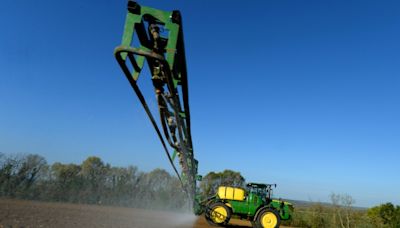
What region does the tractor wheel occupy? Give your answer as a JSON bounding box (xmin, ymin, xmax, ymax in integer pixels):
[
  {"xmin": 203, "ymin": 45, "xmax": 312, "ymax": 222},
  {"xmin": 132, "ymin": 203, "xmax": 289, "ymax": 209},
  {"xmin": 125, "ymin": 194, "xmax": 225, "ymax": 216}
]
[
  {"xmin": 254, "ymin": 208, "xmax": 281, "ymax": 228},
  {"xmin": 205, "ymin": 202, "xmax": 231, "ymax": 226}
]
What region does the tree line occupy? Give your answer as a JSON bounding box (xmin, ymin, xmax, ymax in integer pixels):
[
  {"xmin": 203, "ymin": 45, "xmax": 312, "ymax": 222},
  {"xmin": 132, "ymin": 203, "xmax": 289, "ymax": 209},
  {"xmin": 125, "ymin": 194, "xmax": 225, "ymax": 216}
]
[
  {"xmin": 0, "ymin": 153, "xmax": 187, "ymax": 210},
  {"xmin": 285, "ymin": 199, "xmax": 400, "ymax": 228},
  {"xmin": 0, "ymin": 153, "xmax": 247, "ymax": 210}
]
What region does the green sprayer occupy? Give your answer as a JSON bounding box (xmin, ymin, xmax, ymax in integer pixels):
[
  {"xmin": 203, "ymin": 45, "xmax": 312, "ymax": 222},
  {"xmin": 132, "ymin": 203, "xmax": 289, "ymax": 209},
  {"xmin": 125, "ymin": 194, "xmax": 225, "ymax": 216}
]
[{"xmin": 114, "ymin": 2, "xmax": 293, "ymax": 227}]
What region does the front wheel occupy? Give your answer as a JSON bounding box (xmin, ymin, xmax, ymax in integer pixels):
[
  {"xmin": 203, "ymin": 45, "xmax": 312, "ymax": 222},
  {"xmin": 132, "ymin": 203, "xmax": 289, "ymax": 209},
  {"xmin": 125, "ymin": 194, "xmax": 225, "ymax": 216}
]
[
  {"xmin": 254, "ymin": 208, "xmax": 281, "ymax": 228},
  {"xmin": 205, "ymin": 202, "xmax": 231, "ymax": 226}
]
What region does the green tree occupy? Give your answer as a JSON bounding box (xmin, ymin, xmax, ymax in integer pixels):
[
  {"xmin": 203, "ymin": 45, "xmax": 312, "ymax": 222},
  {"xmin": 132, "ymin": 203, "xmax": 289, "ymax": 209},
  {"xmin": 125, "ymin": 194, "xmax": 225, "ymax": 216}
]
[
  {"xmin": 81, "ymin": 156, "xmax": 109, "ymax": 203},
  {"xmin": 0, "ymin": 154, "xmax": 46, "ymax": 198},
  {"xmin": 0, "ymin": 153, "xmax": 21, "ymax": 196},
  {"xmin": 105, "ymin": 165, "xmax": 139, "ymax": 205},
  {"xmin": 368, "ymin": 203, "xmax": 400, "ymax": 228},
  {"xmin": 50, "ymin": 162, "xmax": 82, "ymax": 202},
  {"xmin": 200, "ymin": 169, "xmax": 245, "ymax": 197},
  {"xmin": 19, "ymin": 154, "xmax": 47, "ymax": 188}
]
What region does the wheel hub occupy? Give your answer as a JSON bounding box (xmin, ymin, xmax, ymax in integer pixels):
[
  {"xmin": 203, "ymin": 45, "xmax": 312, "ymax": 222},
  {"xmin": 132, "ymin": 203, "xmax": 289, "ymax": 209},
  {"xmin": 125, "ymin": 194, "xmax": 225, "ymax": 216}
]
[{"xmin": 261, "ymin": 212, "xmax": 278, "ymax": 228}]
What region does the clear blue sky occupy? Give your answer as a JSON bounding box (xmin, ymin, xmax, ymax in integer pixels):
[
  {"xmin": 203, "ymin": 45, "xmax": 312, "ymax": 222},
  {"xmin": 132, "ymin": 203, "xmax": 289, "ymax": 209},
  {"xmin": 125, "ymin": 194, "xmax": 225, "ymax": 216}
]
[{"xmin": 1, "ymin": 0, "xmax": 399, "ymax": 207}]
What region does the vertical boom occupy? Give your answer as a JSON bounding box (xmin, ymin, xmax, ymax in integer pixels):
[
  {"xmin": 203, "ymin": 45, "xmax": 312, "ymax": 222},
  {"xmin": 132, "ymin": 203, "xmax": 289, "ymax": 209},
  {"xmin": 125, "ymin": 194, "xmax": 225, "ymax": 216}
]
[{"xmin": 114, "ymin": 1, "xmax": 198, "ymax": 208}]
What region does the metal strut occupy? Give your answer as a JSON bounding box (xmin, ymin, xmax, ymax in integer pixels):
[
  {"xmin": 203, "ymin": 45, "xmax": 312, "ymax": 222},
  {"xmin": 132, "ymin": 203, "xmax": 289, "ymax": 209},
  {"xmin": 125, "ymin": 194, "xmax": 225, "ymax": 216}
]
[{"xmin": 114, "ymin": 1, "xmax": 198, "ymax": 207}]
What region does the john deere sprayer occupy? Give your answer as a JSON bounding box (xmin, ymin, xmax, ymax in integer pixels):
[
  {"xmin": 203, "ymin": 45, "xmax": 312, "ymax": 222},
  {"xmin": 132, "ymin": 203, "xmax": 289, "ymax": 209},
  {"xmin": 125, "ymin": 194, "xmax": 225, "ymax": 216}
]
[
  {"xmin": 114, "ymin": 2, "xmax": 294, "ymax": 226},
  {"xmin": 204, "ymin": 183, "xmax": 293, "ymax": 228}
]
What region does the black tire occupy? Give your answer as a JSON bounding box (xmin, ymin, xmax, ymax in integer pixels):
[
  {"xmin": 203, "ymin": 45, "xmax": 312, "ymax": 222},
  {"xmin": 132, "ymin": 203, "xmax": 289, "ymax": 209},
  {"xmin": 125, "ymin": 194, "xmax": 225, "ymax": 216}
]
[
  {"xmin": 254, "ymin": 208, "xmax": 281, "ymax": 228},
  {"xmin": 205, "ymin": 202, "xmax": 231, "ymax": 227}
]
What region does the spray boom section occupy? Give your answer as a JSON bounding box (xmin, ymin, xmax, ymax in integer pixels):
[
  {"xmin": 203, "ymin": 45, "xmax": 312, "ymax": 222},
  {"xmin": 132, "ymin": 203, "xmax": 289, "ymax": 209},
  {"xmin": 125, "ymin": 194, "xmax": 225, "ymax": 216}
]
[{"xmin": 114, "ymin": 1, "xmax": 199, "ymax": 210}]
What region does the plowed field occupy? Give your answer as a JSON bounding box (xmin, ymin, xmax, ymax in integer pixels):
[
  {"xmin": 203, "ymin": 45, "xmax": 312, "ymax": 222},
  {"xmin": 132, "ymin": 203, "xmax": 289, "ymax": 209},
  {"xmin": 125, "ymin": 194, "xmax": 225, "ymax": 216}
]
[{"xmin": 0, "ymin": 199, "xmax": 260, "ymax": 228}]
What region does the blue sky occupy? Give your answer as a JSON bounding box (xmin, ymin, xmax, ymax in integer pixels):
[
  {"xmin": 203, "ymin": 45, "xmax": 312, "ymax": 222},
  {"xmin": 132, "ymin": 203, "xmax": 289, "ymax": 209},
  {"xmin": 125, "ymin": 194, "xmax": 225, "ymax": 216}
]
[{"xmin": 1, "ymin": 0, "xmax": 399, "ymax": 207}]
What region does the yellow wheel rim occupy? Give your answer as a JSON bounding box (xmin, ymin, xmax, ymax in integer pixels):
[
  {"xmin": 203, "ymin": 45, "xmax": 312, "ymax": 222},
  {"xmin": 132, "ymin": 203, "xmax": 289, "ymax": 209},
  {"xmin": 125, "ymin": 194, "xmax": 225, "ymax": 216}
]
[
  {"xmin": 211, "ymin": 206, "xmax": 227, "ymax": 224},
  {"xmin": 261, "ymin": 212, "xmax": 278, "ymax": 228}
]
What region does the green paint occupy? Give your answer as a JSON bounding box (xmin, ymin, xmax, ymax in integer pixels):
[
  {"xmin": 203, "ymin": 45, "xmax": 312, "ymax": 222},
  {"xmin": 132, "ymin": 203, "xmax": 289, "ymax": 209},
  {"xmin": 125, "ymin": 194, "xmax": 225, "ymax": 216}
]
[{"xmin": 171, "ymin": 150, "xmax": 177, "ymax": 161}]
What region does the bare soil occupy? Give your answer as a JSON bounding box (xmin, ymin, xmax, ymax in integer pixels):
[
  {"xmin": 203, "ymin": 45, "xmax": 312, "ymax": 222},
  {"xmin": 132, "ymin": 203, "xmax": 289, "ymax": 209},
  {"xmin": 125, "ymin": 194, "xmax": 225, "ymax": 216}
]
[{"xmin": 0, "ymin": 199, "xmax": 291, "ymax": 228}]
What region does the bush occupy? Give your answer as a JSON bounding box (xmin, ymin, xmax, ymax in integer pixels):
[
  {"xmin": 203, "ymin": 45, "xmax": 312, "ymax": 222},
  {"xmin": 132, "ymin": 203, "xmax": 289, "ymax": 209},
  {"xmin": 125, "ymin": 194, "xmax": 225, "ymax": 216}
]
[{"xmin": 367, "ymin": 203, "xmax": 400, "ymax": 228}]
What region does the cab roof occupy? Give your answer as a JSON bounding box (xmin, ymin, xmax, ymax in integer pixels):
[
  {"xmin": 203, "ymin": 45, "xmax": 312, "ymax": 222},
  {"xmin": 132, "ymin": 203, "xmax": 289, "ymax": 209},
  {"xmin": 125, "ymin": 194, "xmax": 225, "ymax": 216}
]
[{"xmin": 246, "ymin": 183, "xmax": 276, "ymax": 188}]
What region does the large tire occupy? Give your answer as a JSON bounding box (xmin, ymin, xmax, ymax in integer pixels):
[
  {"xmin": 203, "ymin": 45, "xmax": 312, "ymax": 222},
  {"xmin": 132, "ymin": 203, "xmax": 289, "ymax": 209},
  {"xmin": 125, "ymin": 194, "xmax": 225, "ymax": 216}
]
[
  {"xmin": 205, "ymin": 202, "xmax": 231, "ymax": 226},
  {"xmin": 254, "ymin": 208, "xmax": 281, "ymax": 228}
]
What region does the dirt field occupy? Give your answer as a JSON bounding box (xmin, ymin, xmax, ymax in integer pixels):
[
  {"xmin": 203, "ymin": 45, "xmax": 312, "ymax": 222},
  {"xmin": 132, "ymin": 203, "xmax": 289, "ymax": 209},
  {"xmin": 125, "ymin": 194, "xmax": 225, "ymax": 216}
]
[{"xmin": 0, "ymin": 198, "xmax": 275, "ymax": 228}]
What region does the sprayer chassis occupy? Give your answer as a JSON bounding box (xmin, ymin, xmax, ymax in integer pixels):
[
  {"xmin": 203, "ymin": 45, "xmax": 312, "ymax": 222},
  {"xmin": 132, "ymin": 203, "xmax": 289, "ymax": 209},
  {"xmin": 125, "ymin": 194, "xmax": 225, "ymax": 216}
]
[{"xmin": 204, "ymin": 183, "xmax": 293, "ymax": 228}]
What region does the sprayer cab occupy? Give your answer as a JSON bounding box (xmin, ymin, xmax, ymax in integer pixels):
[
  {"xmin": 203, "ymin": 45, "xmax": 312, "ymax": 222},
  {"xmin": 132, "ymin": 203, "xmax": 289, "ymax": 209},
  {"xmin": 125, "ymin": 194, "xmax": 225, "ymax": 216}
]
[{"xmin": 246, "ymin": 183, "xmax": 276, "ymax": 201}]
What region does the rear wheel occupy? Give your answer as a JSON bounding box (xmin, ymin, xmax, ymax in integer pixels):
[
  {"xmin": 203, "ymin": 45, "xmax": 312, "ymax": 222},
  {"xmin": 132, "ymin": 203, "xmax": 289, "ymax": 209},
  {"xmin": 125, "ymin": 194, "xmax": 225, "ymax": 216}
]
[
  {"xmin": 254, "ymin": 208, "xmax": 281, "ymax": 228},
  {"xmin": 205, "ymin": 202, "xmax": 231, "ymax": 226}
]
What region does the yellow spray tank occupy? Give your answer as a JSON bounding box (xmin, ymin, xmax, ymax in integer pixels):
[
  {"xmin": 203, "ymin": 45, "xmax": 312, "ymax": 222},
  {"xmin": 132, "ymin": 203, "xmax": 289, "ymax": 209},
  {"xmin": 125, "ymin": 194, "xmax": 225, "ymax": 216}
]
[{"xmin": 217, "ymin": 186, "xmax": 246, "ymax": 201}]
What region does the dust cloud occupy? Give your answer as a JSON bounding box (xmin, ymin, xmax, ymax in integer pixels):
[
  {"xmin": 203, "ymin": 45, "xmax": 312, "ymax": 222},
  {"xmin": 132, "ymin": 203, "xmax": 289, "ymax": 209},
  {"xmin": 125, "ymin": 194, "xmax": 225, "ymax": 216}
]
[{"xmin": 162, "ymin": 212, "xmax": 198, "ymax": 228}]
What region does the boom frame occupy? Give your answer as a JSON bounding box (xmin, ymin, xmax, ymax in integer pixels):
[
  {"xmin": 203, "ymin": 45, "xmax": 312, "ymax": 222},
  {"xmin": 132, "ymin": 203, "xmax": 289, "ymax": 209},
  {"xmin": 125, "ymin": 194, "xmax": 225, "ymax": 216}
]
[{"xmin": 114, "ymin": 1, "xmax": 198, "ymax": 208}]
